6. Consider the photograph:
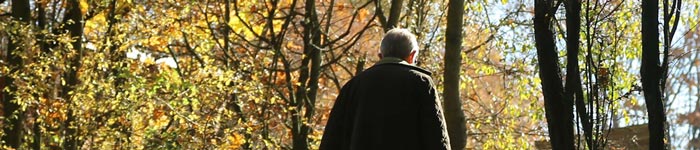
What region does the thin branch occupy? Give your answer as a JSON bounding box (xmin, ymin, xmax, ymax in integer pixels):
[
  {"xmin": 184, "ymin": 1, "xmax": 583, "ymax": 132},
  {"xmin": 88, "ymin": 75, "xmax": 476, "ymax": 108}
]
[
  {"xmin": 179, "ymin": 30, "xmax": 206, "ymax": 67},
  {"xmin": 464, "ymin": 34, "xmax": 496, "ymax": 54},
  {"xmin": 166, "ymin": 45, "xmax": 186, "ymax": 81}
]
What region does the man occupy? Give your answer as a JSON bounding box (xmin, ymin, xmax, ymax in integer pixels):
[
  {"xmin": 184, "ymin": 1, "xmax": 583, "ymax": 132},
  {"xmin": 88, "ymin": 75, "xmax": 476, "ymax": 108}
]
[{"xmin": 320, "ymin": 28, "xmax": 451, "ymax": 150}]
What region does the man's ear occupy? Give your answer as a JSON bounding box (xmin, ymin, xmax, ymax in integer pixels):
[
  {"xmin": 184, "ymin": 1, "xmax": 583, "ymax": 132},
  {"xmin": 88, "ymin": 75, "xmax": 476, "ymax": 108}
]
[
  {"xmin": 406, "ymin": 50, "xmax": 417, "ymax": 64},
  {"xmin": 378, "ymin": 53, "xmax": 383, "ymax": 59}
]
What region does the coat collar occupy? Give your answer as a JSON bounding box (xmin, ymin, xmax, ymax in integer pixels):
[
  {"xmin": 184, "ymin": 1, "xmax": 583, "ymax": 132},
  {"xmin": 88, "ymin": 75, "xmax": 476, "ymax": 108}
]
[
  {"xmin": 375, "ymin": 57, "xmax": 409, "ymax": 65},
  {"xmin": 373, "ymin": 57, "xmax": 432, "ymax": 76}
]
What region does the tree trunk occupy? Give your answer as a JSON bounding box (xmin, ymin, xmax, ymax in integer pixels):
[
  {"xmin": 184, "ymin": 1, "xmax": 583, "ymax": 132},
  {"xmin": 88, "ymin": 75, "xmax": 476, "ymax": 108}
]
[
  {"xmin": 565, "ymin": 0, "xmax": 594, "ymax": 149},
  {"xmin": 1, "ymin": 0, "xmax": 30, "ymax": 148},
  {"xmin": 641, "ymin": 0, "xmax": 668, "ymax": 148},
  {"xmin": 62, "ymin": 0, "xmax": 84, "ymax": 149},
  {"xmin": 533, "ymin": 0, "xmax": 575, "ymax": 149},
  {"xmin": 443, "ymin": 0, "xmax": 467, "ymax": 149},
  {"xmin": 34, "ymin": 2, "xmax": 49, "ymax": 149},
  {"xmin": 291, "ymin": 0, "xmax": 322, "ymax": 149},
  {"xmin": 385, "ymin": 0, "xmax": 404, "ymax": 30}
]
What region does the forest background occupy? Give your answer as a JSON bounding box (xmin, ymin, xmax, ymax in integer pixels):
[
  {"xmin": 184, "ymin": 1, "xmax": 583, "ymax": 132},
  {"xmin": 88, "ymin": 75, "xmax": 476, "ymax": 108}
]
[{"xmin": 1, "ymin": 0, "xmax": 700, "ymax": 149}]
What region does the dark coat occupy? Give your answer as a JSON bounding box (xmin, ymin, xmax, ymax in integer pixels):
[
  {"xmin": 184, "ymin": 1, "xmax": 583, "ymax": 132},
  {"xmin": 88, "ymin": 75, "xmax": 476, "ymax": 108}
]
[{"xmin": 320, "ymin": 60, "xmax": 451, "ymax": 150}]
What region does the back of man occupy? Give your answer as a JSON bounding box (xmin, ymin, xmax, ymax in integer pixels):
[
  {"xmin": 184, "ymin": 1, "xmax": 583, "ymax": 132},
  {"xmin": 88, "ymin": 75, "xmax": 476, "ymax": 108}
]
[{"xmin": 320, "ymin": 28, "xmax": 451, "ymax": 150}]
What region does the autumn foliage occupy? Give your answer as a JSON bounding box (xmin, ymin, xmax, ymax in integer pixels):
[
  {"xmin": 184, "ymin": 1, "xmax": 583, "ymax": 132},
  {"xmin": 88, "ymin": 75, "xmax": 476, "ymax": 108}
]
[{"xmin": 1, "ymin": 0, "xmax": 700, "ymax": 149}]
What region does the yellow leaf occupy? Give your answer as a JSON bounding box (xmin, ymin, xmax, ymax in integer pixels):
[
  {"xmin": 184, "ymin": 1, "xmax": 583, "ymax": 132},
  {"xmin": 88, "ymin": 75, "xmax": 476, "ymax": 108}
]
[
  {"xmin": 143, "ymin": 57, "xmax": 155, "ymax": 65},
  {"xmin": 80, "ymin": 0, "xmax": 89, "ymax": 16}
]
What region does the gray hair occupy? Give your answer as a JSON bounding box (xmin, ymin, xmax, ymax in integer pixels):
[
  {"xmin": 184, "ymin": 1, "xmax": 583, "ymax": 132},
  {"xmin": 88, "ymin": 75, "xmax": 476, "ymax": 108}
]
[{"xmin": 380, "ymin": 28, "xmax": 419, "ymax": 59}]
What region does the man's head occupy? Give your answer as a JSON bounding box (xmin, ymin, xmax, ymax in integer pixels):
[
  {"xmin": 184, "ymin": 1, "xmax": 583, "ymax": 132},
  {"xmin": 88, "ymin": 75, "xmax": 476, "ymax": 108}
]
[{"xmin": 380, "ymin": 28, "xmax": 419, "ymax": 64}]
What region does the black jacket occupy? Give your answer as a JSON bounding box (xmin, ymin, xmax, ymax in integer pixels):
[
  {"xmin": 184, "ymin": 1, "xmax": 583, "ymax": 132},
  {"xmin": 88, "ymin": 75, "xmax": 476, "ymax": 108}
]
[{"xmin": 320, "ymin": 59, "xmax": 451, "ymax": 150}]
